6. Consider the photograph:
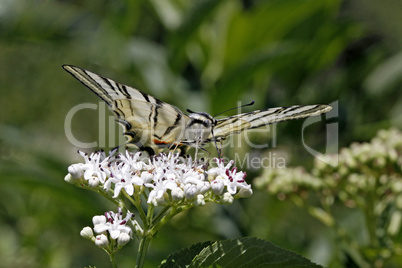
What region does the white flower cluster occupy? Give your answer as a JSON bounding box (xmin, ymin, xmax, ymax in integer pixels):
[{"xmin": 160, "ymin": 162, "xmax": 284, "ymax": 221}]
[
  {"xmin": 254, "ymin": 166, "xmax": 323, "ymax": 198},
  {"xmin": 80, "ymin": 208, "xmax": 134, "ymax": 248},
  {"xmin": 255, "ymin": 128, "xmax": 402, "ymax": 207},
  {"xmin": 65, "ymin": 150, "xmax": 253, "ymax": 206}
]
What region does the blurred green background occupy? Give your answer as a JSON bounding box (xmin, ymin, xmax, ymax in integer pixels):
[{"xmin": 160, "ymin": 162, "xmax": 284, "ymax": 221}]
[{"xmin": 1, "ymin": 0, "xmax": 401, "ymax": 267}]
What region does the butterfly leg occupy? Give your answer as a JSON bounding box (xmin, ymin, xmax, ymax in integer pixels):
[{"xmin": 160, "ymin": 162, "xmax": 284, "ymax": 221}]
[
  {"xmin": 168, "ymin": 143, "xmax": 180, "ymax": 155},
  {"xmin": 194, "ymin": 138, "xmax": 200, "ymax": 165},
  {"xmin": 218, "ymin": 140, "xmax": 223, "ymax": 158}
]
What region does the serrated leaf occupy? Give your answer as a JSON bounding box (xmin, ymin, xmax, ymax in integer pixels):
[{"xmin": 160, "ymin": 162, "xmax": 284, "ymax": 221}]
[
  {"xmin": 160, "ymin": 237, "xmax": 322, "ymax": 268},
  {"xmin": 159, "ymin": 241, "xmax": 214, "ymax": 268},
  {"xmin": 190, "ymin": 237, "xmax": 322, "ymax": 268}
]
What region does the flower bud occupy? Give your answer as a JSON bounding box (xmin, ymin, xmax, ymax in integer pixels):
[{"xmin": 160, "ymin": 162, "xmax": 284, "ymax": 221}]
[
  {"xmin": 197, "ymin": 181, "xmax": 210, "ymax": 194},
  {"xmin": 133, "ymin": 220, "xmax": 144, "ymax": 236},
  {"xmin": 95, "ymin": 234, "xmax": 108, "ymax": 248},
  {"xmin": 117, "ymin": 232, "xmax": 131, "ymax": 246},
  {"xmin": 68, "ymin": 163, "xmax": 84, "ymax": 179},
  {"xmin": 194, "ymin": 194, "xmax": 205, "ymax": 206},
  {"xmin": 184, "ymin": 184, "xmax": 197, "ymax": 200},
  {"xmin": 171, "ymin": 187, "xmax": 184, "ymax": 201},
  {"xmin": 236, "ymin": 187, "xmax": 253, "ymax": 198},
  {"xmin": 64, "ymin": 173, "xmax": 74, "ymax": 184},
  {"xmin": 221, "ymin": 192, "xmax": 234, "ymax": 204},
  {"xmin": 80, "ymin": 227, "xmax": 94, "ymax": 239},
  {"xmin": 211, "ymin": 180, "xmax": 224, "ymax": 195},
  {"xmin": 88, "ymin": 176, "xmax": 100, "ymax": 188}
]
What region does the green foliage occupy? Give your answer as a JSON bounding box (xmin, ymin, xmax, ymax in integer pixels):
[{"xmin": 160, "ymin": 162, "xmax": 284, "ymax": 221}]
[
  {"xmin": 1, "ymin": 0, "xmax": 402, "ymax": 267},
  {"xmin": 254, "ymin": 128, "xmax": 402, "ymax": 267},
  {"xmin": 161, "ymin": 237, "xmax": 322, "ymax": 268}
]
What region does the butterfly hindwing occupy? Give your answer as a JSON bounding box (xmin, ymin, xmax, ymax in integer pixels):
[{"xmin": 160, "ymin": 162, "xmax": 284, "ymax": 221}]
[{"xmin": 210, "ymin": 104, "xmax": 332, "ymax": 141}]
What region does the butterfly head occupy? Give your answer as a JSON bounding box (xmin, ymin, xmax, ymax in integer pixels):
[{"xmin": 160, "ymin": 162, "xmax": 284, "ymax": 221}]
[{"xmin": 188, "ymin": 112, "xmax": 217, "ymax": 128}]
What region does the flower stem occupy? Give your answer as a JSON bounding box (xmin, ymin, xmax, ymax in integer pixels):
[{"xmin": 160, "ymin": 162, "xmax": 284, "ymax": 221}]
[
  {"xmin": 109, "ymin": 251, "xmax": 118, "ymax": 268},
  {"xmin": 149, "ymin": 206, "xmax": 189, "ymax": 236},
  {"xmin": 135, "ymin": 234, "xmax": 151, "ymax": 268}
]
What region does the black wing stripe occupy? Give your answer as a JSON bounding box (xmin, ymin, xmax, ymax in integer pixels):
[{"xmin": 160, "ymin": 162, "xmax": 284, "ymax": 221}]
[
  {"xmin": 115, "ymin": 83, "xmax": 132, "ymax": 99},
  {"xmin": 139, "ymin": 91, "xmax": 150, "ymax": 103},
  {"xmin": 153, "ymin": 105, "xmax": 159, "ymax": 130},
  {"xmin": 162, "ymin": 112, "xmax": 182, "ymax": 137},
  {"xmin": 211, "ymin": 104, "xmax": 332, "ymax": 140},
  {"xmin": 63, "ymin": 66, "xmax": 114, "ymax": 105}
]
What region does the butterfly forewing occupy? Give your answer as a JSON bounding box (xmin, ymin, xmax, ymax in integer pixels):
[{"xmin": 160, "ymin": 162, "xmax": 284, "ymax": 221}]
[{"xmin": 63, "ymin": 65, "xmax": 191, "ymax": 153}]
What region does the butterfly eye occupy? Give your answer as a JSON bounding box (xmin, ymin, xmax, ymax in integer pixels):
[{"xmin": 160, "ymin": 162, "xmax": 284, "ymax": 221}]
[{"xmin": 204, "ymin": 120, "xmax": 211, "ymax": 127}]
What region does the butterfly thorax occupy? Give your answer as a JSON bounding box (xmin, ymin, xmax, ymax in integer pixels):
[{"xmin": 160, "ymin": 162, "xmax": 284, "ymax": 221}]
[{"xmin": 183, "ymin": 112, "xmax": 217, "ymax": 145}]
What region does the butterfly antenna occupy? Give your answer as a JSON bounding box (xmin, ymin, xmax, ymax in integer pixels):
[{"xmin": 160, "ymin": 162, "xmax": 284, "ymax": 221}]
[{"xmin": 213, "ymin": 100, "xmax": 255, "ymax": 117}]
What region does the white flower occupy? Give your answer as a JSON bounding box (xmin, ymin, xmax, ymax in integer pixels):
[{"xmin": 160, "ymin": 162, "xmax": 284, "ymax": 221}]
[
  {"xmin": 208, "ymin": 158, "xmax": 249, "ymax": 196},
  {"xmin": 93, "ymin": 209, "xmax": 133, "ymax": 240},
  {"xmin": 208, "ymin": 158, "xmax": 234, "ymax": 177},
  {"xmin": 118, "ymin": 151, "xmax": 147, "ymax": 171},
  {"xmin": 226, "ymin": 168, "xmax": 248, "ymax": 195},
  {"xmin": 81, "ymin": 151, "xmax": 109, "ymax": 184},
  {"xmin": 145, "ymin": 169, "xmax": 178, "ymax": 205},
  {"xmin": 66, "ymin": 151, "xmax": 110, "ymax": 187},
  {"xmin": 67, "ymin": 151, "xmax": 253, "ymax": 208},
  {"xmin": 109, "ymin": 164, "xmax": 136, "ymax": 197}
]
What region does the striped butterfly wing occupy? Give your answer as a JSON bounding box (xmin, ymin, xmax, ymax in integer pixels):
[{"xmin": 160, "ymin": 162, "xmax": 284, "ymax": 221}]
[
  {"xmin": 63, "ymin": 65, "xmax": 190, "ymax": 154},
  {"xmin": 210, "ymin": 104, "xmax": 332, "ymax": 141}
]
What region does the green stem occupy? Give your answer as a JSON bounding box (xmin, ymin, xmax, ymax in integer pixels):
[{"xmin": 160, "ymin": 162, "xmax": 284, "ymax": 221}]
[
  {"xmin": 109, "ymin": 251, "xmax": 118, "ymax": 268},
  {"xmin": 135, "ymin": 235, "xmax": 152, "ymax": 268},
  {"xmin": 147, "ymin": 204, "xmax": 155, "ymax": 226},
  {"xmin": 152, "ymin": 206, "xmax": 171, "ymax": 225},
  {"xmin": 96, "ymin": 189, "xmax": 121, "ymax": 207},
  {"xmin": 149, "ymin": 206, "xmax": 189, "ymax": 236},
  {"xmin": 124, "ymin": 191, "xmax": 148, "ymax": 224}
]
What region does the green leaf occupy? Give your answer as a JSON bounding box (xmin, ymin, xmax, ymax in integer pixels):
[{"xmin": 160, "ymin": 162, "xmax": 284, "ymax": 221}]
[
  {"xmin": 160, "ymin": 241, "xmax": 214, "ymax": 268},
  {"xmin": 160, "ymin": 237, "xmax": 322, "ymax": 268}
]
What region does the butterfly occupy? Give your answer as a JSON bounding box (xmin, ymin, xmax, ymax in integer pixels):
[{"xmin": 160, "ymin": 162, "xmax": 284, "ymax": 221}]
[{"xmin": 63, "ymin": 65, "xmax": 332, "ymax": 156}]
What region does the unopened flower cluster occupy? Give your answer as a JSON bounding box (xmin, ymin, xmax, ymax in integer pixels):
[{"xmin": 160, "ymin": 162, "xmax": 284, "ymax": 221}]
[
  {"xmin": 255, "ymin": 128, "xmax": 402, "ymax": 202},
  {"xmin": 65, "ymin": 150, "xmax": 253, "ymax": 206},
  {"xmin": 254, "ymin": 128, "xmax": 402, "ymax": 234},
  {"xmin": 253, "ymin": 166, "xmax": 323, "ymax": 200},
  {"xmin": 313, "ymin": 128, "xmax": 402, "ymax": 206}
]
